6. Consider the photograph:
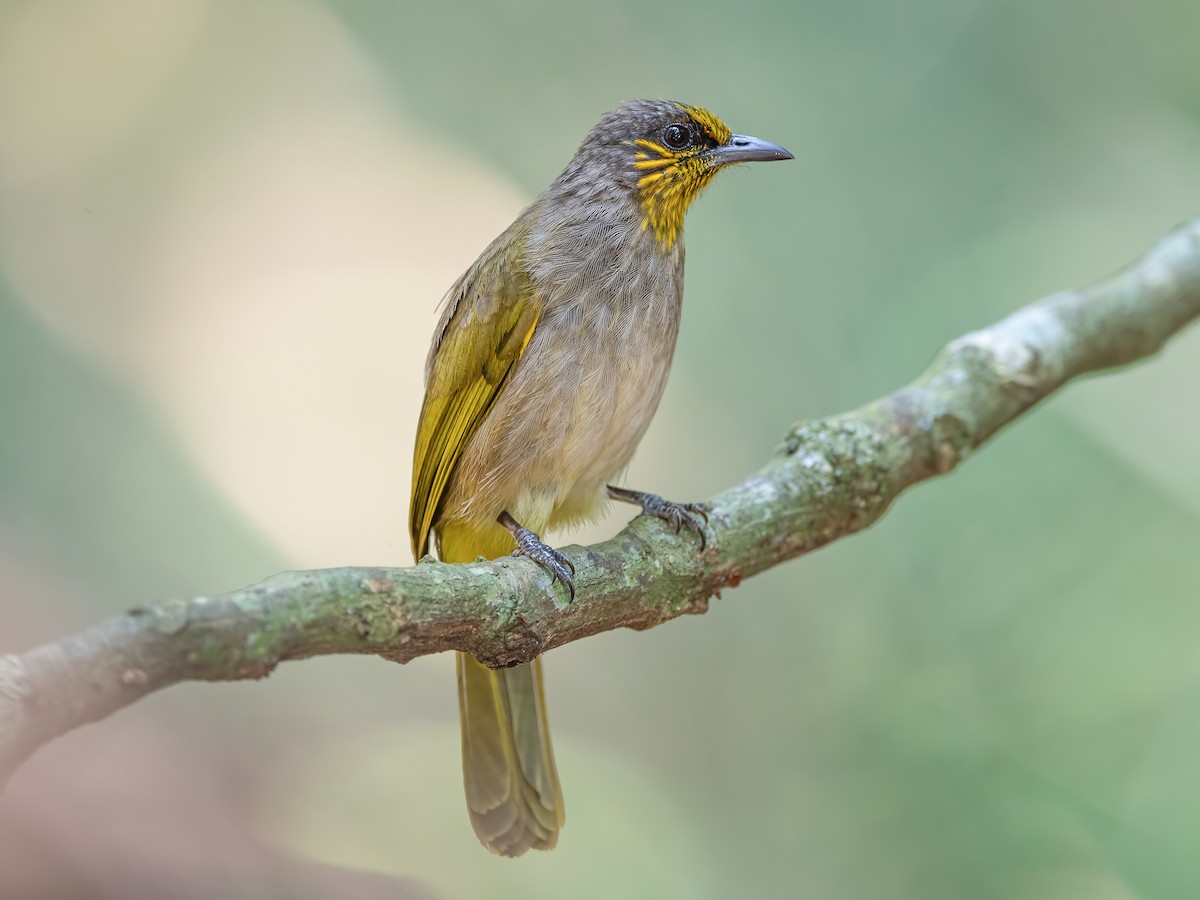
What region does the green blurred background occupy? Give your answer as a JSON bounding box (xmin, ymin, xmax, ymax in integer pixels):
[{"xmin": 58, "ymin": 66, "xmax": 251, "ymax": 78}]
[{"xmin": 2, "ymin": 1, "xmax": 1199, "ymax": 897}]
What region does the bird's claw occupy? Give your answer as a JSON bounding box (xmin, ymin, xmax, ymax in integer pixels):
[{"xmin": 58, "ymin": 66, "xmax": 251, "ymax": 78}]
[
  {"xmin": 511, "ymin": 536, "xmax": 575, "ymax": 602},
  {"xmin": 506, "ymin": 522, "xmax": 575, "ymax": 602},
  {"xmin": 607, "ymin": 486, "xmax": 710, "ymax": 550}
]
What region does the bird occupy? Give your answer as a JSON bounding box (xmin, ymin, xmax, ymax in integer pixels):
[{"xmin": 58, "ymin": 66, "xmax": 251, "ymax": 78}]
[{"xmin": 409, "ymin": 99, "xmax": 791, "ymax": 856}]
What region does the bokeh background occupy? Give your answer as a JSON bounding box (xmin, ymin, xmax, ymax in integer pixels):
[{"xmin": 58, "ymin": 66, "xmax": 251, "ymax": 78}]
[{"xmin": 2, "ymin": 1, "xmax": 1200, "ymax": 897}]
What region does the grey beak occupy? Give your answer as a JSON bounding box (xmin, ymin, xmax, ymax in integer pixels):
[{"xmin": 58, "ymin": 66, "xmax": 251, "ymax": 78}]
[{"xmin": 707, "ymin": 133, "xmax": 794, "ymax": 165}]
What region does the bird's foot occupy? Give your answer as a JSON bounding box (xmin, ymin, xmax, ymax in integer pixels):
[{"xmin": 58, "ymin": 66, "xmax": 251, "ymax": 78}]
[
  {"xmin": 498, "ymin": 511, "xmax": 575, "ymax": 602},
  {"xmin": 607, "ymin": 485, "xmax": 709, "ymax": 551}
]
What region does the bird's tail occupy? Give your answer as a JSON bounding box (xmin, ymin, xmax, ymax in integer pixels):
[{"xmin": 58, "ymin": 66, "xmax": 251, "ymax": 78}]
[{"xmin": 441, "ymin": 523, "xmax": 564, "ymax": 856}]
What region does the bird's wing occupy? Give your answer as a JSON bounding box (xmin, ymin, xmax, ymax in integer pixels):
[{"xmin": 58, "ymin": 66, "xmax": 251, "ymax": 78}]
[{"xmin": 409, "ymin": 246, "xmax": 541, "ymax": 559}]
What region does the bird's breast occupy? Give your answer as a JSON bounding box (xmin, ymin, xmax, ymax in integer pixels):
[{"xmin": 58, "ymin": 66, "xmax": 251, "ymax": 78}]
[
  {"xmin": 523, "ymin": 232, "xmax": 684, "ymax": 480},
  {"xmin": 447, "ymin": 218, "xmax": 686, "ymax": 532}
]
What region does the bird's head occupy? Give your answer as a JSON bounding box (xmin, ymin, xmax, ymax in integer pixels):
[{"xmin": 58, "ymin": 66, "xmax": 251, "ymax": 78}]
[{"xmin": 557, "ymin": 99, "xmax": 793, "ymax": 251}]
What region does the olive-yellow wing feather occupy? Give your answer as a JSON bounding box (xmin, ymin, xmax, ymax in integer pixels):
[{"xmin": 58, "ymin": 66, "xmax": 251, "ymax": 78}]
[{"xmin": 409, "ymin": 240, "xmax": 540, "ymax": 559}]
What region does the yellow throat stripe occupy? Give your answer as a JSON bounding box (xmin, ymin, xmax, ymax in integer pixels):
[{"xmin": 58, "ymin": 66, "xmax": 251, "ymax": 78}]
[{"xmin": 627, "ymin": 105, "xmax": 731, "ymax": 251}]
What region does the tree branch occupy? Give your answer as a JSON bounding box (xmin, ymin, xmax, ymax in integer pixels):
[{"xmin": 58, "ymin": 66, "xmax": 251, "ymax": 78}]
[{"xmin": 4, "ymin": 220, "xmax": 1200, "ymax": 787}]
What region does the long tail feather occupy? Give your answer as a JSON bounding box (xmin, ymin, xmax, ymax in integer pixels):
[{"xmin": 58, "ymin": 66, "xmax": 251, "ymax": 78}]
[
  {"xmin": 443, "ymin": 522, "xmax": 564, "ymax": 856},
  {"xmin": 457, "ymin": 655, "xmax": 564, "ymax": 855}
]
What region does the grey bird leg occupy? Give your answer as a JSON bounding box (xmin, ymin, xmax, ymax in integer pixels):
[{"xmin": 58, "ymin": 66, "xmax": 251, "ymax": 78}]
[
  {"xmin": 607, "ymin": 485, "xmax": 709, "ymax": 551},
  {"xmin": 498, "ymin": 511, "xmax": 576, "ymax": 602}
]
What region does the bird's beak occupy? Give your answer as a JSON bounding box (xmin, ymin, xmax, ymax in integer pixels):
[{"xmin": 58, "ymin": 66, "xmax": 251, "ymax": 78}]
[{"xmin": 705, "ymin": 134, "xmax": 794, "ymax": 166}]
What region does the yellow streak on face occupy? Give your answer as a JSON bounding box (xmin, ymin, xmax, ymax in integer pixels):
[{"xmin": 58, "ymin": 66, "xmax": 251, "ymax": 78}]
[
  {"xmin": 677, "ymin": 104, "xmax": 732, "ymax": 145},
  {"xmin": 634, "ymin": 155, "xmax": 674, "ymax": 172},
  {"xmin": 637, "ymin": 158, "xmax": 719, "ymax": 250},
  {"xmin": 637, "ymin": 171, "xmax": 666, "ymax": 189},
  {"xmin": 625, "ymin": 106, "xmax": 732, "ymax": 251}
]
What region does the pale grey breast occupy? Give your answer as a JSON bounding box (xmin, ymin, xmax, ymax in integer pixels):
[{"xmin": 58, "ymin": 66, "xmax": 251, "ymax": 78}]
[{"xmin": 446, "ymin": 194, "xmax": 686, "ymax": 531}]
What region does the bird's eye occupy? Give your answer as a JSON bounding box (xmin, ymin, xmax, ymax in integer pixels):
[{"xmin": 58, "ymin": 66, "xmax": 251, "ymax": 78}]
[{"xmin": 662, "ymin": 123, "xmax": 691, "ymax": 150}]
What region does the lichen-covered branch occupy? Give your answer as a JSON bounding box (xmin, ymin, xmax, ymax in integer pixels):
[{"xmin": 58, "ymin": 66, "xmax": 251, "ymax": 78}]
[{"xmin": 3, "ymin": 219, "xmax": 1199, "ymax": 788}]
